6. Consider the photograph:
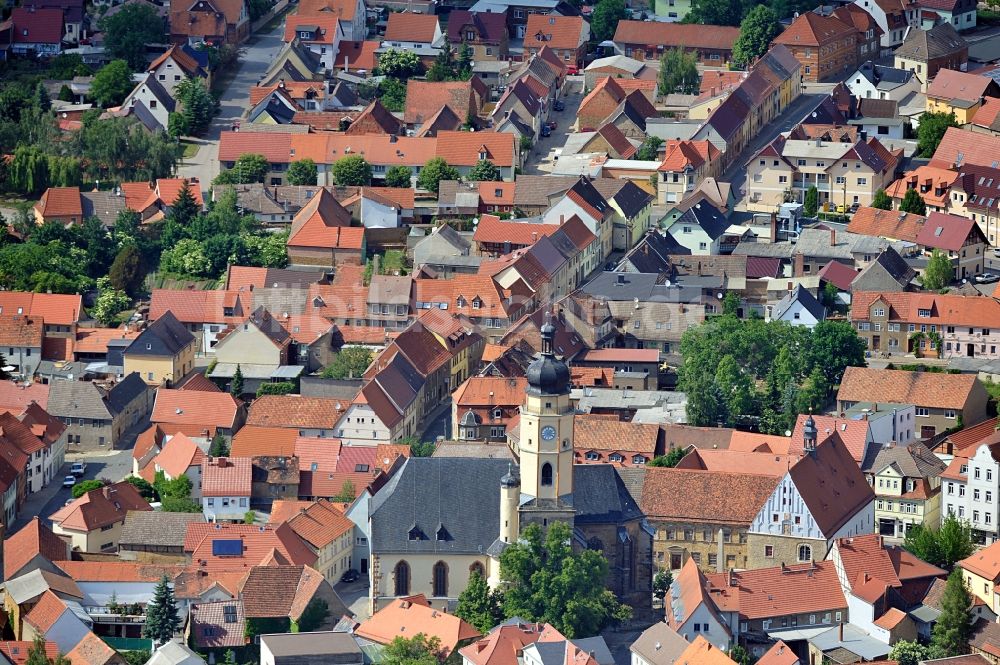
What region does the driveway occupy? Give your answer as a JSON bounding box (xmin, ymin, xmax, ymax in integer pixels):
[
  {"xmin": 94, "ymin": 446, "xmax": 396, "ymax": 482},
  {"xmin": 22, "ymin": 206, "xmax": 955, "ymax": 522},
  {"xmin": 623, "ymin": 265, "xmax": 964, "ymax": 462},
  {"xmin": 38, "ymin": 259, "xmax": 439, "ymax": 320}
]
[
  {"xmin": 524, "ymin": 75, "xmax": 585, "ymax": 175},
  {"xmin": 177, "ymin": 18, "xmax": 289, "ymax": 192},
  {"xmin": 336, "ymin": 578, "xmax": 372, "ymax": 620}
]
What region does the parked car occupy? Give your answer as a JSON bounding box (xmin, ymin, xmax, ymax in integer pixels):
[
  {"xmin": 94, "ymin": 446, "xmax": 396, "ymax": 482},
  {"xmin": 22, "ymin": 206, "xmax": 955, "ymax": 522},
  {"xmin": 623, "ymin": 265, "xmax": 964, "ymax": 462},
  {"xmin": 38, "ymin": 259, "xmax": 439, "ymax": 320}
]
[
  {"xmin": 541, "ymin": 125, "xmax": 551, "ymax": 137},
  {"xmin": 567, "ymin": 65, "xmax": 579, "ymax": 75},
  {"xmin": 994, "ymin": 247, "xmax": 1000, "ymax": 257},
  {"xmin": 553, "ymin": 100, "xmax": 565, "ymax": 112},
  {"xmin": 547, "ymin": 119, "xmax": 558, "ymax": 130},
  {"xmin": 71, "ymin": 461, "xmax": 86, "ymax": 476},
  {"xmin": 340, "ymin": 569, "xmax": 361, "ymax": 583},
  {"xmin": 63, "ymin": 475, "xmax": 76, "ymax": 488},
  {"xmin": 976, "ymin": 272, "xmax": 1000, "ymax": 283}
]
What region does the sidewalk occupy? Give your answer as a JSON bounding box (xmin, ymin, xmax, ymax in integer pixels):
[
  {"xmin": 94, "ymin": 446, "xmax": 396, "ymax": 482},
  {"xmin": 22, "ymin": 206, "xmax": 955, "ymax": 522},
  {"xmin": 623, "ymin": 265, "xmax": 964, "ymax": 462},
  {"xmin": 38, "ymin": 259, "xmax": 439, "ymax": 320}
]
[{"xmin": 11, "ymin": 466, "xmax": 69, "ymax": 531}]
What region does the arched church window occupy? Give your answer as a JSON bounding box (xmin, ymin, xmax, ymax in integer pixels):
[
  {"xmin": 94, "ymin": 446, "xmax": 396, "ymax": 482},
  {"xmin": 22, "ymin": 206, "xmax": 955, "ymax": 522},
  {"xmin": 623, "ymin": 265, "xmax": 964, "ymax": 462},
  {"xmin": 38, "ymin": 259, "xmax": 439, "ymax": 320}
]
[
  {"xmin": 470, "ymin": 562, "xmax": 486, "ymax": 578},
  {"xmin": 394, "ymin": 561, "xmax": 410, "ymax": 596},
  {"xmin": 541, "ymin": 463, "xmax": 553, "ymax": 486},
  {"xmin": 433, "ymin": 561, "xmax": 448, "ymax": 597}
]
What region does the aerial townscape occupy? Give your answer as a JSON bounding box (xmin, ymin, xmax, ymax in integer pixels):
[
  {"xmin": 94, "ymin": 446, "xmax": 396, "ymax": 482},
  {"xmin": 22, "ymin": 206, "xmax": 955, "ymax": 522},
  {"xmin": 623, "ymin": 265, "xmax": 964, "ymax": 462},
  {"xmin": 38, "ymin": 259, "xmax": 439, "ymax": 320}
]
[{"xmin": 21, "ymin": 0, "xmax": 1000, "ymax": 664}]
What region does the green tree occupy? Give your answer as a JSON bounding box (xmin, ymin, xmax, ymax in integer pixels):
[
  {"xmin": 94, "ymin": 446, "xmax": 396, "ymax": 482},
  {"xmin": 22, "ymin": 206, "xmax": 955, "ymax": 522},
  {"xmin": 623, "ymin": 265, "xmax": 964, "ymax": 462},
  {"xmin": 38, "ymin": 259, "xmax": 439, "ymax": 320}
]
[
  {"xmin": 715, "ymin": 354, "xmax": 756, "ymax": 427},
  {"xmin": 648, "ymin": 448, "xmax": 687, "ymax": 467},
  {"xmin": 209, "ymin": 434, "xmax": 230, "ymax": 457},
  {"xmin": 468, "ymin": 159, "xmax": 501, "ymax": 182},
  {"xmin": 287, "ymin": 159, "xmax": 318, "ymax": 186},
  {"xmin": 91, "ymin": 60, "xmax": 135, "ymax": 108},
  {"xmin": 108, "ymin": 244, "xmax": 145, "ymax": 296},
  {"xmin": 732, "ymin": 5, "xmax": 781, "ymax": 68},
  {"xmin": 796, "ymin": 366, "xmax": 829, "ymax": 414},
  {"xmin": 804, "ymin": 320, "xmax": 867, "ymax": 387},
  {"xmin": 924, "ymin": 248, "xmax": 954, "ymax": 291},
  {"xmin": 384, "ymin": 165, "xmax": 413, "ymax": 188},
  {"xmin": 9, "ymin": 146, "xmax": 50, "ymax": 196},
  {"xmin": 426, "ymin": 41, "xmax": 458, "ymax": 82},
  {"xmin": 687, "ymin": 0, "xmax": 747, "ymax": 26},
  {"xmin": 58, "ymin": 85, "xmax": 75, "ymax": 103},
  {"xmin": 125, "ymin": 476, "xmax": 157, "ymax": 501},
  {"xmin": 378, "ymin": 49, "xmax": 424, "ymax": 78},
  {"xmin": 889, "ymin": 640, "xmax": 929, "ymax": 665},
  {"xmin": 71, "ymin": 479, "xmax": 105, "ymax": 498},
  {"xmin": 143, "ymin": 575, "xmax": 181, "ymax": 646},
  {"xmin": 918, "ymin": 111, "xmax": 959, "ymax": 157},
  {"xmin": 722, "ymin": 291, "xmax": 740, "ymax": 317},
  {"xmin": 932, "ymin": 568, "xmax": 974, "ymax": 657},
  {"xmin": 297, "ymin": 598, "xmax": 330, "ymax": 632},
  {"xmin": 382, "ymin": 634, "xmax": 446, "ymax": 665},
  {"xmin": 657, "ymin": 47, "xmax": 701, "ymax": 96},
  {"xmin": 904, "ymin": 515, "xmax": 974, "ymax": 569},
  {"xmin": 331, "ymin": 155, "xmax": 372, "ymax": 186},
  {"xmin": 26, "ymin": 636, "xmax": 70, "ymax": 665},
  {"xmin": 231, "ymin": 364, "xmax": 244, "ymax": 396},
  {"xmin": 333, "ymin": 480, "xmax": 356, "ymax": 502},
  {"xmin": 244, "ymin": 510, "xmax": 256, "ymax": 525},
  {"xmin": 223, "ymin": 650, "xmax": 237, "ymax": 665},
  {"xmin": 872, "ymin": 188, "xmax": 892, "ymax": 210},
  {"xmin": 899, "ymin": 187, "xmax": 927, "ymax": 215},
  {"xmin": 728, "ymin": 646, "xmax": 753, "ymax": 665},
  {"xmin": 99, "ymin": 3, "xmax": 166, "ymax": 69},
  {"xmin": 174, "ymin": 78, "xmax": 216, "ymax": 136},
  {"xmin": 456, "ymin": 571, "xmax": 505, "ymax": 633},
  {"xmin": 652, "ymin": 570, "xmax": 673, "ymax": 600},
  {"xmin": 591, "ymin": 0, "xmax": 629, "ymax": 42},
  {"xmin": 637, "ymin": 136, "xmax": 663, "ymax": 161},
  {"xmin": 322, "ymin": 347, "xmax": 373, "ymax": 379},
  {"xmin": 122, "ymin": 650, "xmax": 150, "ymax": 665},
  {"xmin": 33, "ymin": 82, "xmax": 51, "ymax": 113},
  {"xmin": 378, "ymin": 78, "xmax": 408, "ymax": 112},
  {"xmin": 500, "ymin": 522, "xmax": 632, "ymax": 638},
  {"xmin": 684, "ymin": 370, "xmax": 727, "ymax": 427},
  {"xmin": 216, "ymin": 153, "xmax": 269, "ymax": 185},
  {"xmin": 91, "ymin": 276, "xmax": 131, "ymax": 325},
  {"xmin": 168, "ymin": 112, "xmax": 189, "ymax": 139},
  {"xmin": 171, "ymin": 180, "xmax": 201, "ymax": 227},
  {"xmin": 803, "ymin": 185, "xmax": 819, "ymax": 217},
  {"xmin": 417, "ymin": 157, "xmax": 461, "ymax": 194}
]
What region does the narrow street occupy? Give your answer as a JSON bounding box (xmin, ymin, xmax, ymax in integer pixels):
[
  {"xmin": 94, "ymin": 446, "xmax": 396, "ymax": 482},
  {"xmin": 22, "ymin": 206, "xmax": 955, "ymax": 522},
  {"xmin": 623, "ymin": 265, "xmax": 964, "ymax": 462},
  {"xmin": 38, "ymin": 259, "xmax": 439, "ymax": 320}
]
[
  {"xmin": 177, "ymin": 18, "xmax": 290, "ymax": 192},
  {"xmin": 523, "ymin": 75, "xmax": 586, "ymax": 175}
]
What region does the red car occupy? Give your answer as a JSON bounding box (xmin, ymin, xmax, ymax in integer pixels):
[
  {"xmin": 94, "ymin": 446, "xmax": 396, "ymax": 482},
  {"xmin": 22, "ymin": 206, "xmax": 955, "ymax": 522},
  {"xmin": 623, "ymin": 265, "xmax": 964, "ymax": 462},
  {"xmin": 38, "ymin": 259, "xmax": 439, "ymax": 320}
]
[{"xmin": 566, "ymin": 65, "xmax": 579, "ymax": 75}]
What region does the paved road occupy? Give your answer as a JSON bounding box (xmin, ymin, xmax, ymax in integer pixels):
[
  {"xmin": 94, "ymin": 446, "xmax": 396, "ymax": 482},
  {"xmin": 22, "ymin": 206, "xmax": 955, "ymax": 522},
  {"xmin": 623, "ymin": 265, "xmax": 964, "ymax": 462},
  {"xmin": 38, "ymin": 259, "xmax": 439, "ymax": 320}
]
[
  {"xmin": 177, "ymin": 18, "xmax": 289, "ymax": 192},
  {"xmin": 525, "ymin": 75, "xmax": 586, "ymax": 175},
  {"xmin": 725, "ymin": 93, "xmax": 828, "ymax": 201}
]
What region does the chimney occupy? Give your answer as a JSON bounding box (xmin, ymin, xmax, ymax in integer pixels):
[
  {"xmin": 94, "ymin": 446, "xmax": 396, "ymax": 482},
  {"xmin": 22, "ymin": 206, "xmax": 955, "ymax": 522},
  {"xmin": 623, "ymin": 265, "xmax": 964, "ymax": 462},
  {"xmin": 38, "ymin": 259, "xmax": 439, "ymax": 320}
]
[
  {"xmin": 830, "ymin": 228, "xmax": 837, "ymax": 246},
  {"xmin": 770, "ymin": 212, "xmax": 777, "ymax": 243},
  {"xmin": 838, "ymin": 622, "xmax": 844, "ymax": 642}
]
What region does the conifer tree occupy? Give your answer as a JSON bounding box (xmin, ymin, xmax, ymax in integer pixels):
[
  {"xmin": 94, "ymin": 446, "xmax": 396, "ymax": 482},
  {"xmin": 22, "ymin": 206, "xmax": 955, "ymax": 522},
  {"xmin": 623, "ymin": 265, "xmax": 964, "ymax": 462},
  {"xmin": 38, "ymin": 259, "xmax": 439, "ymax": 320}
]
[{"xmin": 142, "ymin": 575, "xmax": 181, "ymax": 645}]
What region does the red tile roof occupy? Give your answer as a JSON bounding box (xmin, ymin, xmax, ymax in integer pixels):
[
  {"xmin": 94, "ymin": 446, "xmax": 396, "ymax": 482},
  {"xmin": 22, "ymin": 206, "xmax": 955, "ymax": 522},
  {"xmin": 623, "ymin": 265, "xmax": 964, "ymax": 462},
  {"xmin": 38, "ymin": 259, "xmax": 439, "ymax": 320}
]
[
  {"xmin": 247, "ymin": 395, "xmax": 342, "ymax": 429},
  {"xmin": 960, "ymin": 540, "xmax": 1000, "ymax": 581},
  {"xmin": 356, "ymin": 595, "xmax": 481, "ymax": 653},
  {"xmin": 384, "ymin": 12, "xmax": 439, "ymax": 42},
  {"xmin": 473, "ymin": 215, "xmax": 560, "ymax": 246},
  {"xmin": 838, "ymin": 365, "xmax": 981, "ymax": 410},
  {"xmin": 23, "ymin": 591, "xmax": 67, "ymax": 634},
  {"xmin": 0, "ymin": 292, "xmax": 82, "ymax": 326},
  {"xmin": 930, "ymin": 127, "xmax": 1000, "ymax": 170},
  {"xmin": 0, "ymin": 642, "xmax": 60, "ymax": 665},
  {"xmin": 152, "ymin": 389, "xmax": 241, "ymax": 430},
  {"xmin": 917, "ymin": 211, "xmax": 982, "ymax": 252},
  {"xmin": 283, "ymin": 15, "xmax": 340, "ymax": 43},
  {"xmin": 927, "ymin": 69, "xmax": 996, "ymax": 103},
  {"xmin": 790, "ymin": 414, "xmax": 869, "ymax": 462},
  {"xmin": 185, "ymin": 522, "xmax": 317, "ymax": 571},
  {"xmin": 231, "ymin": 426, "xmax": 299, "ymax": 457},
  {"xmin": 0, "ymin": 381, "xmax": 49, "ymax": 413},
  {"xmin": 774, "ymin": 11, "xmax": 858, "ymax": 47},
  {"xmin": 11, "ymin": 8, "xmax": 63, "ymax": 44},
  {"xmin": 334, "ymin": 40, "xmax": 379, "ymax": 70},
  {"xmin": 279, "ymin": 498, "xmax": 354, "ymax": 549},
  {"xmin": 612, "ymin": 20, "xmax": 738, "ymax": 50},
  {"xmin": 704, "ymin": 561, "xmax": 846, "ymax": 620},
  {"xmin": 524, "ymin": 14, "xmax": 586, "ymax": 51},
  {"xmin": 153, "ymin": 432, "xmax": 205, "ymax": 479},
  {"xmin": 436, "ymin": 131, "xmax": 516, "ymax": 168},
  {"xmin": 49, "ymin": 482, "xmax": 150, "ymax": 533},
  {"xmin": 201, "ymin": 456, "xmax": 252, "ymax": 497},
  {"xmin": 4, "ymin": 517, "xmax": 68, "ymax": 579},
  {"xmin": 35, "ymin": 187, "xmax": 83, "ymax": 219},
  {"xmin": 54, "ymin": 560, "xmax": 181, "ymax": 582}
]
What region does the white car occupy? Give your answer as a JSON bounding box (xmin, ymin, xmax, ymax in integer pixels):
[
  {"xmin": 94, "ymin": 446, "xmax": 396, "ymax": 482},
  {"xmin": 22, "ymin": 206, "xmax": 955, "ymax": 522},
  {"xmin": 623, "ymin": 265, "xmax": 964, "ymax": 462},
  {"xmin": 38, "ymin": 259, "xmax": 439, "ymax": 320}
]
[
  {"xmin": 62, "ymin": 475, "xmax": 76, "ymax": 488},
  {"xmin": 70, "ymin": 461, "xmax": 86, "ymax": 476}
]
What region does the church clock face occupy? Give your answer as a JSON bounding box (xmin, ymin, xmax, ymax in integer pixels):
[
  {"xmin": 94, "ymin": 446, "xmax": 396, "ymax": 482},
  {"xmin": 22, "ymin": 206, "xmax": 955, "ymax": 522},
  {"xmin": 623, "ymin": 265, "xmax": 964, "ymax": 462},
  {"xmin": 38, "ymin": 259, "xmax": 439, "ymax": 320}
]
[{"xmin": 541, "ymin": 426, "xmax": 557, "ymax": 441}]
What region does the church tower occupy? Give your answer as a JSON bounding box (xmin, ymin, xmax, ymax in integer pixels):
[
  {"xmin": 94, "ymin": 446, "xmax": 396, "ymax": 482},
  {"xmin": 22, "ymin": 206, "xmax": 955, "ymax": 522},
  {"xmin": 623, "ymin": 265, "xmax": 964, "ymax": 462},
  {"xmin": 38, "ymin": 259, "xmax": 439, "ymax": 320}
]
[{"xmin": 516, "ymin": 316, "xmax": 576, "ymax": 531}]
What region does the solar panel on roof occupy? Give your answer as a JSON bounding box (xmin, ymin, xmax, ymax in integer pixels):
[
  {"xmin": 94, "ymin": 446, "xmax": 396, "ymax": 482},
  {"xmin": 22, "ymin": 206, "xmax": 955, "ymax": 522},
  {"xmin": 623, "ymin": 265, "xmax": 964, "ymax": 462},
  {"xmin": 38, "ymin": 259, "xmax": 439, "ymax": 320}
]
[{"xmin": 212, "ymin": 539, "xmax": 243, "ymax": 556}]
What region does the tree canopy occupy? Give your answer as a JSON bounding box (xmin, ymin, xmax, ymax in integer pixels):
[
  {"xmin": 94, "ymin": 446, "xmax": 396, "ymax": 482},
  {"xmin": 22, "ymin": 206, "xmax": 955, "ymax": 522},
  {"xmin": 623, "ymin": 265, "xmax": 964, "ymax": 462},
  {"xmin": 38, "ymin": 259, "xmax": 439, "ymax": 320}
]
[
  {"xmin": 871, "ymin": 189, "xmax": 892, "ymax": 210},
  {"xmin": 637, "ymin": 136, "xmax": 663, "ymax": 161},
  {"xmin": 679, "ymin": 316, "xmax": 865, "ymax": 432},
  {"xmin": 500, "ymin": 522, "xmax": 632, "ymax": 637},
  {"xmin": 455, "ymin": 571, "xmax": 505, "ymax": 633},
  {"xmin": 732, "ymin": 6, "xmax": 781, "ymax": 68},
  {"xmin": 923, "ymin": 249, "xmax": 954, "ymax": 291},
  {"xmin": 468, "ymin": 160, "xmax": 501, "ymax": 182},
  {"xmin": 384, "ymin": 165, "xmax": 413, "ymax": 188},
  {"xmin": 99, "ymin": 3, "xmax": 167, "ymax": 70},
  {"xmin": 143, "ymin": 575, "xmax": 181, "ymax": 645},
  {"xmin": 903, "ymin": 515, "xmax": 974, "ymax": 569},
  {"xmin": 899, "ymin": 188, "xmax": 927, "ymax": 215},
  {"xmin": 918, "ymin": 111, "xmax": 959, "ymax": 157},
  {"xmin": 657, "ymin": 47, "xmax": 700, "ymax": 96},
  {"xmin": 332, "ymin": 155, "xmax": 372, "ymax": 186},
  {"xmin": 591, "ymin": 0, "xmax": 629, "ymax": 42},
  {"xmin": 215, "ymin": 153, "xmax": 269, "ymax": 185},
  {"xmin": 417, "ymin": 158, "xmax": 461, "ymax": 194},
  {"xmin": 378, "ymin": 49, "xmax": 424, "ymax": 78},
  {"xmin": 90, "ymin": 60, "xmax": 135, "ymax": 108},
  {"xmin": 932, "ymin": 568, "xmax": 973, "ymax": 657},
  {"xmin": 322, "ymin": 347, "xmax": 374, "ymax": 379},
  {"xmin": 287, "ymin": 159, "xmax": 318, "ymax": 186},
  {"xmin": 382, "ymin": 634, "xmax": 447, "ymax": 665}
]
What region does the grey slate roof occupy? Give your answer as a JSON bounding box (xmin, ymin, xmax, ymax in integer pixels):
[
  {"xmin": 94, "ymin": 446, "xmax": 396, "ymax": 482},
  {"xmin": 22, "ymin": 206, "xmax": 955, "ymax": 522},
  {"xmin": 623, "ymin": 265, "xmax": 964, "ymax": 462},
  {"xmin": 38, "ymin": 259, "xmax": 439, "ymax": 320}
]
[
  {"xmin": 573, "ymin": 464, "xmax": 644, "ymax": 525},
  {"xmin": 126, "ymin": 311, "xmax": 195, "ymax": 357},
  {"xmin": 81, "ymin": 191, "xmax": 126, "ymax": 227},
  {"xmin": 853, "ymin": 246, "xmax": 916, "ymax": 291},
  {"xmin": 369, "ymin": 457, "xmax": 509, "ymax": 553},
  {"xmin": 863, "ymin": 442, "xmax": 946, "ymax": 478},
  {"xmin": 895, "ymin": 22, "xmax": 967, "ymax": 61},
  {"xmin": 611, "ymin": 181, "xmax": 653, "ymax": 220},
  {"xmin": 616, "ymin": 231, "xmax": 689, "ymax": 274},
  {"xmin": 674, "ymin": 200, "xmax": 729, "ymax": 241},
  {"xmin": 771, "ymin": 284, "xmax": 826, "ymax": 322},
  {"xmin": 48, "ymin": 372, "xmax": 147, "ymax": 420},
  {"xmin": 119, "ymin": 511, "xmax": 206, "ymax": 548}
]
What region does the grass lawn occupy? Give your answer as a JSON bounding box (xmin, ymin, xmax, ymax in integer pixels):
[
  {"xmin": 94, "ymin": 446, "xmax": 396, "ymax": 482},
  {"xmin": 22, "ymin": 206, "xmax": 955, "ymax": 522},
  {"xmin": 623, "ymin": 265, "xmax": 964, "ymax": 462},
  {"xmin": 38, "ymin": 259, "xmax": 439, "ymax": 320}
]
[{"xmin": 180, "ymin": 142, "xmax": 200, "ymax": 159}]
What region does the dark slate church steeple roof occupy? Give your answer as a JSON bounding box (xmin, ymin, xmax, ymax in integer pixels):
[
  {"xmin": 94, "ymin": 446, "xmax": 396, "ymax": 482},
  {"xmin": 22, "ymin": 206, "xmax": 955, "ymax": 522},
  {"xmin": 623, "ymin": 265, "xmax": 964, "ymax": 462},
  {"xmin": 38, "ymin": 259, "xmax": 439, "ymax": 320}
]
[{"xmin": 526, "ymin": 315, "xmax": 570, "ymax": 396}]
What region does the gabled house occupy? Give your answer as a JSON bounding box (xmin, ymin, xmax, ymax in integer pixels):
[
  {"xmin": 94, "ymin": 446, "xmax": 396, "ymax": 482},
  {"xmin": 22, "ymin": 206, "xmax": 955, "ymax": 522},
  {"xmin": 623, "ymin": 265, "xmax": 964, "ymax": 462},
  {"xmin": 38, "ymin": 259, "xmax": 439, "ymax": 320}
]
[
  {"xmin": 447, "ymin": 10, "xmax": 508, "ymax": 61},
  {"xmin": 381, "ymin": 12, "xmax": 443, "ymax": 53},
  {"xmin": 847, "ymin": 60, "xmax": 922, "ymax": 101},
  {"xmin": 773, "ymin": 12, "xmax": 863, "ymax": 83},
  {"xmin": 404, "ymin": 79, "xmax": 486, "ymax": 131},
  {"xmin": 664, "ymin": 559, "xmax": 733, "ymax": 649},
  {"xmin": 47, "ymin": 373, "xmax": 151, "ymax": 450},
  {"xmin": 893, "ymin": 22, "xmax": 968, "ymax": 88},
  {"xmin": 522, "ymin": 15, "xmax": 588, "ymax": 68},
  {"xmin": 206, "ymin": 307, "xmax": 303, "ymax": 394},
  {"xmin": 246, "ymin": 395, "xmax": 341, "ymax": 436},
  {"xmin": 853, "ymin": 0, "xmax": 917, "ymax": 52},
  {"xmin": 770, "ymin": 285, "xmax": 826, "ymax": 327},
  {"xmin": 124, "ymin": 311, "xmax": 197, "ymax": 386},
  {"xmin": 926, "ymin": 68, "xmax": 1000, "ymax": 123},
  {"xmin": 863, "ymin": 442, "xmax": 946, "ymax": 542},
  {"xmin": 8, "ymin": 8, "xmax": 63, "ymax": 57},
  {"xmin": 298, "ymin": 0, "xmax": 366, "ymax": 40},
  {"xmin": 270, "ymin": 499, "xmax": 355, "ymax": 582},
  {"xmin": 286, "ymin": 188, "xmax": 365, "ymax": 268},
  {"xmin": 283, "ymin": 16, "xmax": 344, "ymax": 70},
  {"xmin": 541, "ymin": 176, "xmax": 614, "ymax": 260},
  {"xmin": 657, "ymin": 140, "xmax": 722, "ymax": 205},
  {"xmin": 119, "ymin": 74, "xmax": 175, "ymax": 131},
  {"xmin": 50, "ymin": 481, "xmax": 151, "ymax": 552},
  {"xmin": 201, "ymin": 456, "xmax": 252, "ymax": 521},
  {"xmin": 662, "ymin": 200, "xmax": 731, "ymax": 255},
  {"xmin": 169, "ymin": 0, "xmax": 249, "ymax": 45},
  {"xmin": 147, "ymin": 44, "xmax": 209, "ymax": 97},
  {"xmin": 151, "ymin": 388, "xmax": 245, "ymax": 439},
  {"xmin": 612, "ymin": 20, "xmax": 739, "ymax": 66}
]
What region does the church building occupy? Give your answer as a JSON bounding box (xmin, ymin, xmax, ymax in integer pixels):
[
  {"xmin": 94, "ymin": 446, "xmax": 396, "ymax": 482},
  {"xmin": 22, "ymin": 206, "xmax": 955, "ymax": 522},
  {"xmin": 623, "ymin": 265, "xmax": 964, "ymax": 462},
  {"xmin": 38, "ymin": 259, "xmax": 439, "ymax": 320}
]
[{"xmin": 357, "ymin": 320, "xmax": 652, "ymax": 614}]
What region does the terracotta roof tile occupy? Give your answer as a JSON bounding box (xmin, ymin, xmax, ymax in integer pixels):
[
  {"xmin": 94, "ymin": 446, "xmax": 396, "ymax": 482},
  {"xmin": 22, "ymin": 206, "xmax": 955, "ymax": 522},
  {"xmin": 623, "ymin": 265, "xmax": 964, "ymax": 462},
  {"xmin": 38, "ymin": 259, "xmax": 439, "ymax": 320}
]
[
  {"xmin": 247, "ymin": 395, "xmax": 342, "ymax": 429},
  {"xmin": 4, "ymin": 517, "xmax": 68, "ymax": 579},
  {"xmin": 473, "ymin": 215, "xmax": 560, "ymax": 246},
  {"xmin": 185, "ymin": 522, "xmax": 317, "ymax": 571},
  {"xmin": 757, "ymin": 641, "xmax": 798, "ymax": 665},
  {"xmin": 152, "ymin": 389, "xmax": 241, "ymax": 430},
  {"xmin": 201, "ymin": 456, "xmax": 252, "ymax": 497},
  {"xmin": 384, "ymin": 13, "xmax": 439, "ymax": 42},
  {"xmin": 435, "ymin": 131, "xmax": 516, "ymax": 168},
  {"xmin": 153, "ymin": 433, "xmax": 205, "ymax": 479},
  {"xmin": 838, "ymin": 365, "xmax": 982, "ymax": 411},
  {"xmin": 54, "ymin": 560, "xmax": 181, "ymax": 582},
  {"xmin": 791, "ymin": 414, "xmax": 869, "ymax": 462},
  {"xmin": 231, "ymin": 426, "xmax": 299, "ymax": 457},
  {"xmin": 612, "ymin": 20, "xmax": 739, "ymax": 50},
  {"xmin": 334, "ymin": 40, "xmax": 379, "ymax": 70},
  {"xmin": 641, "ymin": 468, "xmax": 779, "ymax": 524},
  {"xmin": 23, "ymin": 591, "xmax": 67, "ymax": 634},
  {"xmin": 703, "ymin": 561, "xmax": 846, "ymax": 620},
  {"xmin": 191, "ymin": 600, "xmax": 247, "ymax": 648},
  {"xmin": 0, "ymin": 292, "xmax": 82, "ymax": 326},
  {"xmin": 0, "ymin": 381, "xmax": 49, "ymax": 413},
  {"xmin": 35, "ymin": 187, "xmax": 82, "ymax": 218},
  {"xmin": 930, "ymin": 127, "xmax": 1000, "ymax": 170},
  {"xmin": 524, "ymin": 15, "xmax": 586, "ymax": 51},
  {"xmin": 674, "ymin": 637, "xmax": 737, "ymax": 665},
  {"xmin": 573, "ymin": 415, "xmax": 659, "ymax": 455},
  {"xmin": 0, "ymin": 641, "xmax": 60, "ymax": 665},
  {"xmin": 356, "ymin": 595, "xmax": 480, "ymax": 653},
  {"xmin": 675, "ymin": 449, "xmax": 798, "ymax": 476},
  {"xmin": 960, "ymin": 540, "xmax": 1000, "ymax": 580},
  {"xmin": 774, "ymin": 12, "xmax": 858, "ymax": 47},
  {"xmin": 49, "ymin": 481, "xmax": 151, "ymax": 532},
  {"xmin": 276, "ymin": 498, "xmax": 354, "ymax": 549},
  {"xmin": 927, "ymin": 68, "xmax": 996, "ymax": 103}
]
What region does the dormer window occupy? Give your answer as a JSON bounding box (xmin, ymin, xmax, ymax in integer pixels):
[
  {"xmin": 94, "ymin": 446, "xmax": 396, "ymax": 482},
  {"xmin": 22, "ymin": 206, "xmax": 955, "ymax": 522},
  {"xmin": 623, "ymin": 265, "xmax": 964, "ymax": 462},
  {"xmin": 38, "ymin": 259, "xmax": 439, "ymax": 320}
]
[
  {"xmin": 436, "ymin": 524, "xmax": 450, "ymax": 541},
  {"xmin": 472, "ymin": 297, "xmax": 482, "ymax": 309},
  {"xmin": 493, "ymin": 408, "xmax": 502, "ymax": 419},
  {"xmin": 408, "ymin": 525, "xmax": 425, "ymax": 540},
  {"xmin": 609, "ymin": 453, "xmax": 624, "ymax": 463},
  {"xmin": 918, "ymin": 308, "xmax": 931, "ymax": 318},
  {"xmin": 479, "ymin": 151, "xmax": 487, "ymax": 160},
  {"xmin": 457, "ymin": 295, "xmax": 466, "ymax": 307}
]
